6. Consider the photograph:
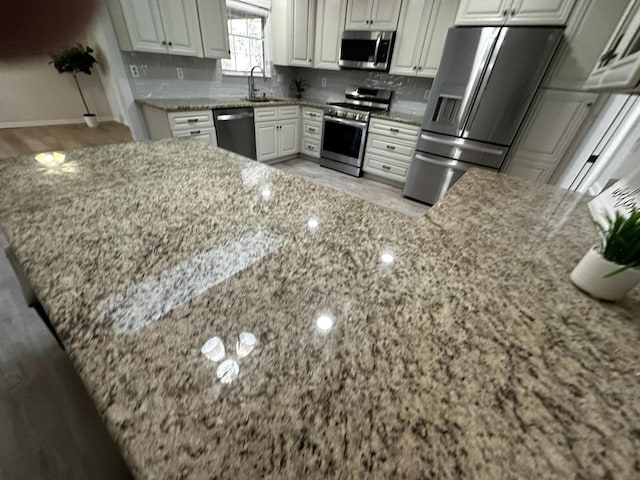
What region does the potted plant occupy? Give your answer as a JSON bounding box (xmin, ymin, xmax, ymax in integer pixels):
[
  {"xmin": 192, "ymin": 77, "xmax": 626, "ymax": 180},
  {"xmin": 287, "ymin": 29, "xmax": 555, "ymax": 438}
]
[
  {"xmin": 570, "ymin": 209, "xmax": 640, "ymax": 301},
  {"xmin": 290, "ymin": 77, "xmax": 309, "ymax": 99},
  {"xmin": 50, "ymin": 44, "xmax": 99, "ymax": 128}
]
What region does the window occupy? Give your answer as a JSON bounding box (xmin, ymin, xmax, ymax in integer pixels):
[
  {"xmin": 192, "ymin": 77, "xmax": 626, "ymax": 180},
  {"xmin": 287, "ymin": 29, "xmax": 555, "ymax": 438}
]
[{"xmin": 221, "ymin": 9, "xmax": 268, "ymax": 75}]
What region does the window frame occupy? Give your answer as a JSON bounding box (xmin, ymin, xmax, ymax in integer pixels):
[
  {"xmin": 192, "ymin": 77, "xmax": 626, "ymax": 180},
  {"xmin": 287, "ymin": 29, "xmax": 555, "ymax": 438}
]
[{"xmin": 221, "ymin": 8, "xmax": 272, "ymax": 78}]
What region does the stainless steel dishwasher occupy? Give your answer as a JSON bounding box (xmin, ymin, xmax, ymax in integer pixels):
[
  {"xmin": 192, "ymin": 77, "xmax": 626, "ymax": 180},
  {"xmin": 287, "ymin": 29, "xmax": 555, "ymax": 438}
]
[{"xmin": 213, "ymin": 107, "xmax": 257, "ymax": 160}]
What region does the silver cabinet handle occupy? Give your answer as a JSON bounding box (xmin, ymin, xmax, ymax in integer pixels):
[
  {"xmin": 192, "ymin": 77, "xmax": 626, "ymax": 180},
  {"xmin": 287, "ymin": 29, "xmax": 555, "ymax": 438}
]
[
  {"xmin": 309, "ymin": 112, "xmax": 318, "ymax": 117},
  {"xmin": 386, "ymin": 145, "xmax": 396, "ymax": 150},
  {"xmin": 307, "ymin": 127, "xmax": 316, "ymax": 132},
  {"xmin": 382, "ymin": 165, "xmax": 391, "ymax": 170},
  {"xmin": 187, "ymin": 118, "xmax": 198, "ymax": 123},
  {"xmin": 389, "ymin": 128, "xmax": 400, "ymax": 132},
  {"xmin": 190, "ymin": 130, "xmax": 201, "ymax": 134}
]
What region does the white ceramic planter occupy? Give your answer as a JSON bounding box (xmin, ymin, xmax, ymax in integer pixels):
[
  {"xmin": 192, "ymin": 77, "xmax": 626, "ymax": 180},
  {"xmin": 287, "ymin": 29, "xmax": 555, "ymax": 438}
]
[
  {"xmin": 83, "ymin": 114, "xmax": 98, "ymax": 128},
  {"xmin": 570, "ymin": 247, "xmax": 640, "ymax": 301}
]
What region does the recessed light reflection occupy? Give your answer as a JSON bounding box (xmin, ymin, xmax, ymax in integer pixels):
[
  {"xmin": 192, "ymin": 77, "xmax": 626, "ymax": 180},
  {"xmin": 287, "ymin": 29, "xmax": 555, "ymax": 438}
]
[
  {"xmin": 380, "ymin": 252, "xmax": 394, "ymax": 265},
  {"xmin": 217, "ymin": 359, "xmax": 239, "ymax": 384},
  {"xmin": 261, "ymin": 187, "xmax": 272, "ymax": 200},
  {"xmin": 307, "ymin": 216, "xmax": 319, "ymax": 230},
  {"xmin": 316, "ymin": 314, "xmax": 333, "ymax": 331},
  {"xmin": 35, "ymin": 151, "xmax": 65, "ymax": 167}
]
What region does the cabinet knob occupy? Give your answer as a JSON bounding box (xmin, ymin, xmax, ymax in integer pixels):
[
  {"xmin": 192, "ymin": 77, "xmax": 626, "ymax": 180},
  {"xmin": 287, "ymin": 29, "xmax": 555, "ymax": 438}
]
[
  {"xmin": 168, "ymin": 41, "xmax": 173, "ymax": 46},
  {"xmin": 511, "ymin": 9, "xmax": 516, "ymax": 16},
  {"xmin": 586, "ymin": 102, "xmax": 593, "ymax": 107},
  {"xmin": 161, "ymin": 40, "xmax": 167, "ymax": 45},
  {"xmin": 502, "ymin": 9, "xmax": 508, "ymax": 16},
  {"xmin": 412, "ymin": 66, "xmax": 417, "ymax": 70}
]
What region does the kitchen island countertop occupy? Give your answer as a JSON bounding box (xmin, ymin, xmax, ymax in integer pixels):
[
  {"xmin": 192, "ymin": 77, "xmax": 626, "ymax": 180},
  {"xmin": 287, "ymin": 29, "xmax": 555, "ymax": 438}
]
[{"xmin": 0, "ymin": 139, "xmax": 638, "ymax": 479}]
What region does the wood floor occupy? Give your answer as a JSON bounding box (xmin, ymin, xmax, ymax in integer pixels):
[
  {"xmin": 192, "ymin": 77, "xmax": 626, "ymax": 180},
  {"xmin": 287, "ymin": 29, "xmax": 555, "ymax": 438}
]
[
  {"xmin": 0, "ymin": 122, "xmax": 132, "ymax": 158},
  {"xmin": 272, "ymin": 157, "xmax": 430, "ymax": 218}
]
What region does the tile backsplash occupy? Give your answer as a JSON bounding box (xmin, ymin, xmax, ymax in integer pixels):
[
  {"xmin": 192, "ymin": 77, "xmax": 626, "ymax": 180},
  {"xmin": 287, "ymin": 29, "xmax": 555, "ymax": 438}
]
[{"xmin": 123, "ymin": 52, "xmax": 431, "ymax": 116}]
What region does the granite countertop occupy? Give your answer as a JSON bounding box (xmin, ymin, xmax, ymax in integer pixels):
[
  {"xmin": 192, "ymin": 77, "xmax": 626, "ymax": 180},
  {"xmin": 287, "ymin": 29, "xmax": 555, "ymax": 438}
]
[
  {"xmin": 136, "ymin": 97, "xmax": 423, "ymax": 126},
  {"xmin": 0, "ymin": 139, "xmax": 638, "ymax": 479}
]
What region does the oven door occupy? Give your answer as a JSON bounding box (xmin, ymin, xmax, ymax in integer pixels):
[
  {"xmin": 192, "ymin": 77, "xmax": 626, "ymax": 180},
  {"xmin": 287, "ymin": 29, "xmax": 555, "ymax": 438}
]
[{"xmin": 321, "ymin": 116, "xmax": 368, "ymax": 167}]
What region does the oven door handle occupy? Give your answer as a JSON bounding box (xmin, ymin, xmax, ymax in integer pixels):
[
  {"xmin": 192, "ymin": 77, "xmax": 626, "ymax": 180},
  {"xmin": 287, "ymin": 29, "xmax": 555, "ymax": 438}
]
[{"xmin": 324, "ymin": 116, "xmax": 367, "ymax": 128}]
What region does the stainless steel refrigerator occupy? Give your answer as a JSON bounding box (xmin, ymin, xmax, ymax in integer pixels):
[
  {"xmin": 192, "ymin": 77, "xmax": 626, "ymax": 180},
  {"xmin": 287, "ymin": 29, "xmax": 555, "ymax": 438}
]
[{"xmin": 403, "ymin": 26, "xmax": 564, "ymax": 205}]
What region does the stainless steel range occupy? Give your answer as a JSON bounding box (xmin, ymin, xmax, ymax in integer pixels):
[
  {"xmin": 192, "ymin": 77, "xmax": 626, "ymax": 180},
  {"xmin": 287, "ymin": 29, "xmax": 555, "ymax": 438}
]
[{"xmin": 321, "ymin": 86, "xmax": 392, "ymax": 177}]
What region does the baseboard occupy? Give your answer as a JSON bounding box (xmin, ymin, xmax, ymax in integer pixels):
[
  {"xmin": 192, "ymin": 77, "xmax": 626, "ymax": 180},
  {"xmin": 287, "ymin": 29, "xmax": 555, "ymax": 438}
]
[{"xmin": 0, "ymin": 116, "xmax": 115, "ymax": 129}]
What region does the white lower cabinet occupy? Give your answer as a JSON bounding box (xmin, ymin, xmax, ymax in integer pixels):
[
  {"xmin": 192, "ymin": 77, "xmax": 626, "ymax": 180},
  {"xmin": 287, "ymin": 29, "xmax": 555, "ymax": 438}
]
[
  {"xmin": 301, "ymin": 107, "xmax": 323, "ymax": 158},
  {"xmin": 503, "ymin": 89, "xmax": 597, "ymax": 183},
  {"xmin": 141, "ymin": 106, "xmax": 218, "ymax": 146},
  {"xmin": 254, "ymin": 106, "xmax": 301, "ymax": 162},
  {"xmin": 363, "ymin": 118, "xmax": 421, "ymax": 183}
]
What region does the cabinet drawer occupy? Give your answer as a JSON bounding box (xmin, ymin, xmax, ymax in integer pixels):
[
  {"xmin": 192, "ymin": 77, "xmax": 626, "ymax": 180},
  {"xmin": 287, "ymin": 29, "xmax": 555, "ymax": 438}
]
[
  {"xmin": 173, "ymin": 128, "xmax": 216, "ymax": 145},
  {"xmin": 369, "ymin": 118, "xmax": 420, "ymax": 144},
  {"xmin": 364, "ymin": 153, "xmax": 408, "ymax": 182},
  {"xmin": 302, "ymin": 107, "xmax": 323, "ymax": 121},
  {"xmin": 302, "ymin": 120, "xmax": 322, "ymax": 139},
  {"xmin": 368, "ymin": 137, "xmax": 414, "ymax": 158},
  {"xmin": 302, "ymin": 139, "xmax": 320, "ymax": 157},
  {"xmin": 168, "ymin": 110, "xmax": 214, "ymax": 131},
  {"xmin": 254, "ymin": 107, "xmax": 278, "ymax": 122},
  {"xmin": 278, "ymin": 105, "xmax": 299, "ymax": 119}
]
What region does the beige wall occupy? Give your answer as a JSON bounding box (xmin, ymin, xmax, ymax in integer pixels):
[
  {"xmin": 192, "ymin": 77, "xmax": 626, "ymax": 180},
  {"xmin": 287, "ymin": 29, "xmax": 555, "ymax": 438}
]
[{"xmin": 0, "ymin": 57, "xmax": 113, "ymax": 128}]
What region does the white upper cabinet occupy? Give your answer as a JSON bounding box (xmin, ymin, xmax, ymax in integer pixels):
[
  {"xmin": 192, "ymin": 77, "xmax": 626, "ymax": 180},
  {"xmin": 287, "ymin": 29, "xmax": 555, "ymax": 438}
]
[
  {"xmin": 119, "ymin": 0, "xmax": 168, "ymax": 53},
  {"xmin": 271, "ymin": 0, "xmax": 316, "ymax": 66},
  {"xmin": 116, "ymin": 0, "xmax": 204, "ymax": 56},
  {"xmin": 455, "ymin": 0, "xmax": 511, "ymax": 25},
  {"xmin": 345, "ymin": 0, "xmax": 402, "ymax": 30},
  {"xmin": 456, "ymin": 0, "xmax": 575, "ymax": 26},
  {"xmin": 290, "ymin": 0, "xmax": 316, "ymax": 65},
  {"xmin": 314, "ymin": 0, "xmax": 347, "ymax": 70},
  {"xmin": 544, "ymin": 0, "xmax": 629, "ymax": 90},
  {"xmin": 197, "ymin": 0, "xmax": 230, "ymax": 58},
  {"xmin": 585, "ymin": 0, "xmax": 640, "ymax": 92},
  {"xmin": 508, "ymin": 0, "xmax": 576, "ymax": 25},
  {"xmin": 391, "ymin": 0, "xmax": 459, "ymax": 77},
  {"xmin": 158, "ymin": 0, "xmax": 204, "ymax": 57}
]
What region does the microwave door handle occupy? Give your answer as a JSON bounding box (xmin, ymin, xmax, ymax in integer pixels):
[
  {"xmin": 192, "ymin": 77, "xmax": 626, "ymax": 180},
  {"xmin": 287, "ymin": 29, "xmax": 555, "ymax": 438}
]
[{"xmin": 373, "ymin": 35, "xmax": 382, "ymax": 66}]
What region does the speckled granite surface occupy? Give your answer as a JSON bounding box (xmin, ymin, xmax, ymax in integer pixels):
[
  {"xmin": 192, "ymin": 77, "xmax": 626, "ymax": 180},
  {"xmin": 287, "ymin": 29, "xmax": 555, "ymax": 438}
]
[
  {"xmin": 136, "ymin": 97, "xmax": 423, "ymax": 126},
  {"xmin": 0, "ymin": 139, "xmax": 639, "ymax": 479}
]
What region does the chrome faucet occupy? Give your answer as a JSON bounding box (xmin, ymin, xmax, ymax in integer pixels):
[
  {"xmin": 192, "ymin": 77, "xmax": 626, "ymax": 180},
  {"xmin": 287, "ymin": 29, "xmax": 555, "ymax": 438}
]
[{"xmin": 248, "ymin": 65, "xmax": 266, "ymax": 100}]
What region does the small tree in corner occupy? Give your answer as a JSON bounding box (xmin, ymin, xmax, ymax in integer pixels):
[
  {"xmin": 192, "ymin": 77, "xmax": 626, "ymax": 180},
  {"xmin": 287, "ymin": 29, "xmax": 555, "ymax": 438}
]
[{"xmin": 50, "ymin": 44, "xmax": 99, "ymax": 127}]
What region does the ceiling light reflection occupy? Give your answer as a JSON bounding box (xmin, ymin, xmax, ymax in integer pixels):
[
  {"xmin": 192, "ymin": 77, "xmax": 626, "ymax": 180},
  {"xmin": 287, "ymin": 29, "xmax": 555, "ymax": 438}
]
[
  {"xmin": 307, "ymin": 216, "xmax": 319, "ymax": 230},
  {"xmin": 316, "ymin": 314, "xmax": 334, "ymax": 331},
  {"xmin": 261, "ymin": 187, "xmax": 272, "ymax": 200},
  {"xmin": 35, "ymin": 151, "xmax": 65, "ymax": 167},
  {"xmin": 380, "ymin": 252, "xmax": 394, "ymax": 265}
]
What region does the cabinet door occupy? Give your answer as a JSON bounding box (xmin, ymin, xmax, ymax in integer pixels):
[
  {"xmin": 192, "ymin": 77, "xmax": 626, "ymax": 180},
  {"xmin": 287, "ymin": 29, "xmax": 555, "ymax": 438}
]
[
  {"xmin": 508, "ymin": 0, "xmax": 575, "ymax": 26},
  {"xmin": 369, "ymin": 0, "xmax": 402, "ymax": 30},
  {"xmin": 279, "ymin": 120, "xmax": 299, "ymax": 157},
  {"xmin": 389, "ymin": 0, "xmax": 433, "ymax": 76},
  {"xmin": 119, "ymin": 0, "xmax": 168, "ymax": 53},
  {"xmin": 314, "ymin": 0, "xmax": 347, "ymax": 70},
  {"xmin": 418, "ymin": 0, "xmax": 460, "ymax": 77},
  {"xmin": 197, "ymin": 0, "xmax": 230, "ymax": 58},
  {"xmin": 345, "ymin": 0, "xmax": 373, "ymax": 29},
  {"xmin": 545, "ymin": 0, "xmax": 628, "ymax": 90},
  {"xmin": 455, "ymin": 0, "xmax": 511, "ymax": 25},
  {"xmin": 158, "ymin": 0, "xmax": 204, "ymax": 57},
  {"xmin": 290, "ymin": 0, "xmax": 315, "ymax": 66},
  {"xmin": 255, "ymin": 121, "xmax": 279, "ymax": 162},
  {"xmin": 504, "ymin": 89, "xmax": 597, "ymax": 183}
]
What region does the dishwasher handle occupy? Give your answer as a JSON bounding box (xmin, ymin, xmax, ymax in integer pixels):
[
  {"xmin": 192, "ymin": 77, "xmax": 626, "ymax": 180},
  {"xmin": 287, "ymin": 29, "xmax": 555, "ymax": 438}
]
[{"xmin": 215, "ymin": 112, "xmax": 255, "ymax": 121}]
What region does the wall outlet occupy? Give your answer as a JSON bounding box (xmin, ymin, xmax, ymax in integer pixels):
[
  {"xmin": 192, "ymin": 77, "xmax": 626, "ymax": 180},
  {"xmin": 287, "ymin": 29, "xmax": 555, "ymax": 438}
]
[
  {"xmin": 321, "ymin": 77, "xmax": 327, "ymax": 88},
  {"xmin": 176, "ymin": 67, "xmax": 184, "ymax": 79},
  {"xmin": 129, "ymin": 65, "xmax": 139, "ymax": 78}
]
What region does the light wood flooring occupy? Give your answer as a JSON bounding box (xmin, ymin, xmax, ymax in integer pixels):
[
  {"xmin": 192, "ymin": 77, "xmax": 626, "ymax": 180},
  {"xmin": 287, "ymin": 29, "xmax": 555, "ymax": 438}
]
[
  {"xmin": 272, "ymin": 157, "xmax": 430, "ymax": 218},
  {"xmin": 0, "ymin": 121, "xmax": 132, "ymax": 158}
]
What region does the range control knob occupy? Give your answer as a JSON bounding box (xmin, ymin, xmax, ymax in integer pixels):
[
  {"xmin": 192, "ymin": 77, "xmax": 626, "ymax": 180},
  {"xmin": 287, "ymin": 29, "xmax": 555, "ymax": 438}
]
[{"xmin": 356, "ymin": 114, "xmax": 364, "ymax": 121}]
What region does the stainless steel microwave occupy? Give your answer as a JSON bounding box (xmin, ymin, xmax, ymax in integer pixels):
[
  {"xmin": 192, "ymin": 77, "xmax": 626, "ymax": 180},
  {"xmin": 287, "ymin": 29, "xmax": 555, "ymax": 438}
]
[{"xmin": 339, "ymin": 31, "xmax": 395, "ymax": 72}]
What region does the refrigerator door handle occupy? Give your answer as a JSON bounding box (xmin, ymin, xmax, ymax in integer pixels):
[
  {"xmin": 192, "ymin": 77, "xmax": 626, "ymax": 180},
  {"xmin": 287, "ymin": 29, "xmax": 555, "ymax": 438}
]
[
  {"xmin": 419, "ymin": 133, "xmax": 505, "ymax": 156},
  {"xmin": 414, "ymin": 153, "xmax": 473, "ymax": 172}
]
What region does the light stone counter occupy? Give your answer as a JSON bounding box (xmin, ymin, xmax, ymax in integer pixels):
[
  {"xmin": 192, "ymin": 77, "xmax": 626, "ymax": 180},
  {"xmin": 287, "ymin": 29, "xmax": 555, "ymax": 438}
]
[
  {"xmin": 0, "ymin": 139, "xmax": 638, "ymax": 479},
  {"xmin": 136, "ymin": 97, "xmax": 423, "ymax": 126}
]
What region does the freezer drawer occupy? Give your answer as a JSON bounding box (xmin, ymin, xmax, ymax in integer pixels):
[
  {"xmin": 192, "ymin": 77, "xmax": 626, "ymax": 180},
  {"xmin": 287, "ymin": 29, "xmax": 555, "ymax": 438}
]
[
  {"xmin": 416, "ymin": 131, "xmax": 508, "ymax": 169},
  {"xmin": 403, "ymin": 152, "xmax": 496, "ymax": 205}
]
